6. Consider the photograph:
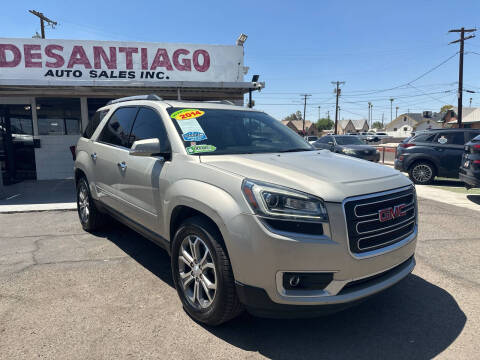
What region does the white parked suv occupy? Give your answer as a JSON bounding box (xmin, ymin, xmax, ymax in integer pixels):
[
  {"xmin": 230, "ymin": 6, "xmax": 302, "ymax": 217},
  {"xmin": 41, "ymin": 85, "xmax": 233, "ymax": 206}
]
[{"xmin": 74, "ymin": 95, "xmax": 417, "ymax": 325}]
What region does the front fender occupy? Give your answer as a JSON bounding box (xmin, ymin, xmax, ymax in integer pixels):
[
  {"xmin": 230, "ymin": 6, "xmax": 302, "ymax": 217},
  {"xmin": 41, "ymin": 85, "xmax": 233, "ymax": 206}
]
[{"xmin": 163, "ymin": 178, "xmax": 246, "ymax": 247}]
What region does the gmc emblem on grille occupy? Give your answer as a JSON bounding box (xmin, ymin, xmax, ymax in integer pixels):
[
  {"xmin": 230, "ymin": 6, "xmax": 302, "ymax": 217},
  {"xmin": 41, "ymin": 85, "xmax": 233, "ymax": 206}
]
[{"xmin": 378, "ymin": 204, "xmax": 407, "ymax": 222}]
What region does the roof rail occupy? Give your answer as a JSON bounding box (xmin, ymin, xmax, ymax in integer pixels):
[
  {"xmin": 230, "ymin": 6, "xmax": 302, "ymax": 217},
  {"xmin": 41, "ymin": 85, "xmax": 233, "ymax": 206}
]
[
  {"xmin": 203, "ymin": 100, "xmax": 236, "ymax": 105},
  {"xmin": 107, "ymin": 94, "xmax": 163, "ymax": 105}
]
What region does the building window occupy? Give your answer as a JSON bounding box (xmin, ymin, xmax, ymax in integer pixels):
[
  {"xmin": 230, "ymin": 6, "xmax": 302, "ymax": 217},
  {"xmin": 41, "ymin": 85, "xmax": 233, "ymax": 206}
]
[
  {"xmin": 404, "ymin": 127, "xmax": 408, "ymax": 131},
  {"xmin": 87, "ymin": 98, "xmax": 113, "ymax": 121},
  {"xmin": 36, "ymin": 98, "xmax": 81, "ymax": 135},
  {"xmin": 394, "ymin": 127, "xmax": 397, "ymax": 131}
]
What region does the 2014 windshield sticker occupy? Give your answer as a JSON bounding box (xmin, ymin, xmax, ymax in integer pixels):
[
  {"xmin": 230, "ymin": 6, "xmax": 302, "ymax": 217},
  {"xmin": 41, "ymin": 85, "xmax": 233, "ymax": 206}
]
[
  {"xmin": 176, "ymin": 118, "xmax": 205, "ymax": 140},
  {"xmin": 182, "ymin": 131, "xmax": 207, "ymax": 142},
  {"xmin": 186, "ymin": 144, "xmax": 216, "ymax": 154},
  {"xmin": 171, "ymin": 109, "xmax": 205, "ymax": 120}
]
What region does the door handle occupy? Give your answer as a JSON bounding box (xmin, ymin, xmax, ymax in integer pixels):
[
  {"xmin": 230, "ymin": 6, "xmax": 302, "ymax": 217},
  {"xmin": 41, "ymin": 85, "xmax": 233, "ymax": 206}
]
[
  {"xmin": 117, "ymin": 161, "xmax": 127, "ymax": 171},
  {"xmin": 91, "ymin": 152, "xmax": 97, "ymax": 161}
]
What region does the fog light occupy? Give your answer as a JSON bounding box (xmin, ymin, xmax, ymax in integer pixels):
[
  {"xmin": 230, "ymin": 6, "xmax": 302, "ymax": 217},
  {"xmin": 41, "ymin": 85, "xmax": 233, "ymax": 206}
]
[{"xmin": 283, "ymin": 272, "xmax": 333, "ymax": 291}]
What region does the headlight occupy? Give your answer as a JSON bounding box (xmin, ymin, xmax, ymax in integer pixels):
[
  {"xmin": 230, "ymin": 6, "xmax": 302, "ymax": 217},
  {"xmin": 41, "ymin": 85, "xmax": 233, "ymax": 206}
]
[
  {"xmin": 342, "ymin": 148, "xmax": 356, "ymax": 155},
  {"xmin": 241, "ymin": 179, "xmax": 328, "ymax": 222}
]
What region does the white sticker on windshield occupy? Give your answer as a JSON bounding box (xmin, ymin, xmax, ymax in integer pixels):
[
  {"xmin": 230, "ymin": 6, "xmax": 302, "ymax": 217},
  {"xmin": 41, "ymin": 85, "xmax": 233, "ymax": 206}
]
[{"xmin": 176, "ymin": 119, "xmax": 206, "ymax": 140}]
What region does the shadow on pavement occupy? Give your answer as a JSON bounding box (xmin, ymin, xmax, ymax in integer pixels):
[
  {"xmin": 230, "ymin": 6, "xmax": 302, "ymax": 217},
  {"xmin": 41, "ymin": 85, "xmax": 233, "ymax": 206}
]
[
  {"xmin": 98, "ymin": 221, "xmax": 466, "ymax": 360},
  {"xmin": 467, "ymin": 194, "xmax": 480, "ymax": 205},
  {"xmin": 0, "ymin": 179, "xmax": 75, "ymax": 205},
  {"xmin": 98, "ymin": 219, "xmax": 174, "ymax": 288}
]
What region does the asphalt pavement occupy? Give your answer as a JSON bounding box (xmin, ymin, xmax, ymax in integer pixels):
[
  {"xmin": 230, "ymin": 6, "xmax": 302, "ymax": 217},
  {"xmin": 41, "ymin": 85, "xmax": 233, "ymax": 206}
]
[{"xmin": 0, "ymin": 198, "xmax": 479, "ymax": 359}]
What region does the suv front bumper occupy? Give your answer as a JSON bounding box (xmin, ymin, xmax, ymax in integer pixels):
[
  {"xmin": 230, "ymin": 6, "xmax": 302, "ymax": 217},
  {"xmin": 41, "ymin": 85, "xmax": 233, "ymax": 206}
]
[
  {"xmin": 225, "ymin": 201, "xmax": 417, "ymax": 312},
  {"xmin": 236, "ymin": 256, "xmax": 415, "ymax": 317}
]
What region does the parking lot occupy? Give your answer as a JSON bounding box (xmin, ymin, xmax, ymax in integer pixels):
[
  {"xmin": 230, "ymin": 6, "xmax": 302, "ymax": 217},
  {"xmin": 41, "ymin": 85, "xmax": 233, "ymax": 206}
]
[{"xmin": 0, "ymin": 196, "xmax": 479, "ymax": 359}]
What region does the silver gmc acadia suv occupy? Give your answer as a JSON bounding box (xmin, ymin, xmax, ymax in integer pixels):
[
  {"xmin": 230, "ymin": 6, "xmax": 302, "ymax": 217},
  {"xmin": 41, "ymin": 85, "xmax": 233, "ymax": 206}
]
[{"xmin": 74, "ymin": 94, "xmax": 417, "ymax": 325}]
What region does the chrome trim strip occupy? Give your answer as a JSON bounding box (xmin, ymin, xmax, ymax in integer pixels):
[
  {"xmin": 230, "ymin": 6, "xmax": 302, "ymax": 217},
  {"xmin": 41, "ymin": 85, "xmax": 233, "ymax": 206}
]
[
  {"xmin": 353, "ymin": 191, "xmax": 414, "ymax": 218},
  {"xmin": 355, "ymin": 208, "xmax": 415, "ymax": 234},
  {"xmin": 358, "ymin": 222, "xmax": 415, "ymax": 251}
]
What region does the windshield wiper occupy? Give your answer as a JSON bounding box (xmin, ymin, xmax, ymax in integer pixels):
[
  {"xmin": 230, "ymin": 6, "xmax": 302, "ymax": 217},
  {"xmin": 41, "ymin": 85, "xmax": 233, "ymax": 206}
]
[{"xmin": 278, "ymin": 148, "xmax": 313, "ymax": 153}]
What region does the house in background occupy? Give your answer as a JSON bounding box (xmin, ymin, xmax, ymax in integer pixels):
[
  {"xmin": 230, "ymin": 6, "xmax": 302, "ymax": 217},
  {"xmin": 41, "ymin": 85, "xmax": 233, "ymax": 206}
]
[
  {"xmin": 442, "ymin": 107, "xmax": 480, "ymax": 129},
  {"xmin": 336, "ymin": 119, "xmax": 368, "ymax": 134},
  {"xmin": 385, "ymin": 111, "xmax": 442, "ymax": 137},
  {"xmin": 281, "ymin": 120, "xmax": 319, "ymax": 136}
]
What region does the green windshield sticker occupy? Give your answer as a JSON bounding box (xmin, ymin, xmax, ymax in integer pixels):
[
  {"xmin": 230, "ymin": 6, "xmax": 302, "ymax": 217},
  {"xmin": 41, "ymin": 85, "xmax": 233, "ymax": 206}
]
[{"xmin": 186, "ymin": 144, "xmax": 216, "ymax": 154}]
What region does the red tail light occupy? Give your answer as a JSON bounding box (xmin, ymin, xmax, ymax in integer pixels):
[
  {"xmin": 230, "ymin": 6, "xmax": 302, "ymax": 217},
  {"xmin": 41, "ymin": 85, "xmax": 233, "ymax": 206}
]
[
  {"xmin": 399, "ymin": 143, "xmax": 415, "ymax": 148},
  {"xmin": 69, "ymin": 146, "xmax": 76, "ymax": 161},
  {"xmin": 473, "ymin": 144, "xmax": 480, "ymax": 150},
  {"xmin": 473, "ymin": 160, "xmax": 480, "ymax": 164}
]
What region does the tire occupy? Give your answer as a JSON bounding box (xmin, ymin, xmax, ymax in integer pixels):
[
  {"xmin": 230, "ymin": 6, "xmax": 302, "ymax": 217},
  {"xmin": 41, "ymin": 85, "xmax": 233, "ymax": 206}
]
[
  {"xmin": 408, "ymin": 161, "xmax": 435, "ymax": 185},
  {"xmin": 171, "ymin": 216, "xmax": 243, "ymax": 326},
  {"xmin": 76, "ymin": 176, "xmax": 106, "ymax": 231}
]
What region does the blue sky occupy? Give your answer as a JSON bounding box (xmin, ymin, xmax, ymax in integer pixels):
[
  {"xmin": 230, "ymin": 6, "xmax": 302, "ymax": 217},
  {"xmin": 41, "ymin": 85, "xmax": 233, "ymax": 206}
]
[{"xmin": 2, "ymin": 0, "xmax": 480, "ymax": 123}]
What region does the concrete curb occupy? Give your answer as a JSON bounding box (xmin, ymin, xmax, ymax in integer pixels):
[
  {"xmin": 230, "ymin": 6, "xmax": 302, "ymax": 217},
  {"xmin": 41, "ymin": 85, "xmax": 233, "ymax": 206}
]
[{"xmin": 0, "ymin": 203, "xmax": 77, "ymax": 214}]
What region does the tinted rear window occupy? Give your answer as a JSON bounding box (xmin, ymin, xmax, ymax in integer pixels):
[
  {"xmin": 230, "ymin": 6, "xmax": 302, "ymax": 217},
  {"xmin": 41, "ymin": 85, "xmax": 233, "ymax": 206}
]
[{"xmin": 412, "ymin": 133, "xmax": 435, "ymax": 143}]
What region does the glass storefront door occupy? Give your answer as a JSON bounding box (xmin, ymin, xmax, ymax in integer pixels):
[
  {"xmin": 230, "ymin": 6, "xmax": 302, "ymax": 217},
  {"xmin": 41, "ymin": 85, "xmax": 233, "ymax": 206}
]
[{"xmin": 0, "ymin": 104, "xmax": 36, "ymax": 184}]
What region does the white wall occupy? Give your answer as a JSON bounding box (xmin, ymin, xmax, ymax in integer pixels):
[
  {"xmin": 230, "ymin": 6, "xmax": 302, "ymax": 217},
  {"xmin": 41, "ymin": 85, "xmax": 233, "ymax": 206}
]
[
  {"xmin": 387, "ymin": 125, "xmax": 414, "ymax": 138},
  {"xmin": 34, "ymin": 135, "xmax": 80, "ymax": 180}
]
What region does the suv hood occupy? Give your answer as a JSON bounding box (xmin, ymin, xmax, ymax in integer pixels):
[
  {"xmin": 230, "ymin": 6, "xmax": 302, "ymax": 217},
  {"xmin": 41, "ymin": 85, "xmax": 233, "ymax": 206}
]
[{"xmin": 200, "ymin": 150, "xmax": 411, "ymax": 202}]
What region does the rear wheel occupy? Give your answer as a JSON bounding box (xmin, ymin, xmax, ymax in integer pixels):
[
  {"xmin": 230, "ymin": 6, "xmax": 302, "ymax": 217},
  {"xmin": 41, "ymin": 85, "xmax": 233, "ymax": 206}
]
[
  {"xmin": 76, "ymin": 177, "xmax": 106, "ymax": 231},
  {"xmin": 409, "ymin": 161, "xmax": 435, "ymax": 184},
  {"xmin": 171, "ymin": 216, "xmax": 243, "ymax": 326}
]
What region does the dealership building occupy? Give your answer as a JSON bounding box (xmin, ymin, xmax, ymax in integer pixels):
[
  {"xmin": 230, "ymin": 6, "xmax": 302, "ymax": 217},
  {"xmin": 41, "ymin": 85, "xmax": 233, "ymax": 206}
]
[{"xmin": 0, "ymin": 37, "xmax": 262, "ymax": 183}]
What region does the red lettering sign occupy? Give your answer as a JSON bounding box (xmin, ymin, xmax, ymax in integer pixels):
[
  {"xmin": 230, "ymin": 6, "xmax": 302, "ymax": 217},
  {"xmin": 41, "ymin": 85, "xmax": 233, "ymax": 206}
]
[
  {"xmin": 378, "ymin": 204, "xmax": 407, "ymax": 222},
  {"xmin": 0, "ymin": 44, "xmax": 21, "ymax": 67}
]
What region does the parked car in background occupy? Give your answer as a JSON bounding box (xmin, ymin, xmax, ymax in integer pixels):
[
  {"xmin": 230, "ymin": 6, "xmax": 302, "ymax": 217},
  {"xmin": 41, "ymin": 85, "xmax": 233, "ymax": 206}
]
[
  {"xmin": 74, "ymin": 95, "xmax": 417, "ymax": 325},
  {"xmin": 313, "ymin": 135, "xmax": 380, "ymax": 162},
  {"xmin": 395, "ymin": 128, "xmax": 480, "ymax": 184},
  {"xmin": 459, "ymin": 134, "xmax": 480, "ymax": 189},
  {"xmin": 304, "ymin": 135, "xmax": 318, "ymax": 144},
  {"xmin": 367, "ymin": 132, "xmax": 391, "ymax": 142}
]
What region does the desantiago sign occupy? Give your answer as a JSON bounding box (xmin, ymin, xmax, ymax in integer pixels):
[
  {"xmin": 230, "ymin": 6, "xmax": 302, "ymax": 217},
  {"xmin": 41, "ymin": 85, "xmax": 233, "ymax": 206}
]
[{"xmin": 0, "ymin": 38, "xmax": 244, "ymax": 86}]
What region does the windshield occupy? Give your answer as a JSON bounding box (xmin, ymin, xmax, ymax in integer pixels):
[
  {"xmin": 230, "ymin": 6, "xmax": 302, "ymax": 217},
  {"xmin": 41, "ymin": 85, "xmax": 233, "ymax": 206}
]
[
  {"xmin": 167, "ymin": 107, "xmax": 314, "ymax": 155},
  {"xmin": 334, "ymin": 136, "xmax": 365, "ymax": 145}
]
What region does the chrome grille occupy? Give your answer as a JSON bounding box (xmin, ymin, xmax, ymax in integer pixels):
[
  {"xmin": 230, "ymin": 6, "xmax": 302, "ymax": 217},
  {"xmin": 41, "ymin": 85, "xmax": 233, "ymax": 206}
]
[{"xmin": 343, "ymin": 186, "xmax": 416, "ymax": 254}]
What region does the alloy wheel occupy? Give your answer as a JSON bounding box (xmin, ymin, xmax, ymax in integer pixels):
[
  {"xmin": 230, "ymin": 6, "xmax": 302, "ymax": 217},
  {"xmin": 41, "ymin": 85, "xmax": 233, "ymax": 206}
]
[
  {"xmin": 178, "ymin": 235, "xmax": 217, "ymax": 309},
  {"xmin": 78, "ymin": 182, "xmax": 90, "ymax": 224},
  {"xmin": 412, "ymin": 164, "xmax": 432, "ymax": 183}
]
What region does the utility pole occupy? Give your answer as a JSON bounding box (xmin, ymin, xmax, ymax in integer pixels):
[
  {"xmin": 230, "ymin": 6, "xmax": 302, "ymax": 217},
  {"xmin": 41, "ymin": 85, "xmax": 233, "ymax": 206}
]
[
  {"xmin": 449, "ymin": 27, "xmax": 476, "ymax": 127},
  {"xmin": 300, "ymin": 94, "xmax": 311, "ymax": 135},
  {"xmin": 389, "ymin": 98, "xmax": 394, "ymax": 122},
  {"xmin": 368, "ymin": 101, "xmax": 372, "ymax": 128},
  {"xmin": 327, "ymin": 110, "xmax": 330, "ymax": 120},
  {"xmin": 396, "ymin": 106, "xmax": 399, "ymax": 118},
  {"xmin": 470, "ymin": 97, "xmax": 473, "ymax": 107},
  {"xmin": 318, "ymin": 106, "xmax": 321, "ymax": 120},
  {"xmin": 331, "ymin": 81, "xmax": 345, "ymax": 134},
  {"xmin": 29, "ymin": 10, "xmax": 57, "ymax": 39},
  {"xmin": 382, "ymin": 112, "xmax": 384, "ymax": 127}
]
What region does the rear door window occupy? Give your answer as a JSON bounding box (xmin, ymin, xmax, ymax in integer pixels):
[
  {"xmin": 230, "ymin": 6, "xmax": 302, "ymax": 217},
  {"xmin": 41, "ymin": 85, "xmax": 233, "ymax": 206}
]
[
  {"xmin": 129, "ymin": 107, "xmax": 170, "ymax": 152},
  {"xmin": 412, "ymin": 133, "xmax": 436, "ymax": 143},
  {"xmin": 435, "ymin": 132, "xmax": 465, "ymax": 145},
  {"xmin": 97, "ymin": 107, "xmax": 138, "ymax": 147},
  {"xmin": 465, "ymin": 131, "xmax": 480, "ymax": 142}
]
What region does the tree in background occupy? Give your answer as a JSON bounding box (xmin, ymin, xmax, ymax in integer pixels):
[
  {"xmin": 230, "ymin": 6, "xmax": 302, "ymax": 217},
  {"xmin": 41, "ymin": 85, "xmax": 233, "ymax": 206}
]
[
  {"xmin": 440, "ymin": 105, "xmax": 454, "ymax": 113},
  {"xmin": 371, "ymin": 121, "xmax": 383, "ymax": 129},
  {"xmin": 282, "ymin": 111, "xmax": 303, "ymax": 121},
  {"xmin": 316, "ymin": 118, "xmax": 334, "ymax": 131}
]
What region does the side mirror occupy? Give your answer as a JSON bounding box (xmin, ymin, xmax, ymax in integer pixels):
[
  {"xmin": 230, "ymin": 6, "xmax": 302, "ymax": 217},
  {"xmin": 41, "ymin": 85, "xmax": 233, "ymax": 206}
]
[
  {"xmin": 129, "ymin": 138, "xmax": 161, "ymax": 157},
  {"xmin": 327, "ymin": 141, "xmax": 334, "ymax": 145}
]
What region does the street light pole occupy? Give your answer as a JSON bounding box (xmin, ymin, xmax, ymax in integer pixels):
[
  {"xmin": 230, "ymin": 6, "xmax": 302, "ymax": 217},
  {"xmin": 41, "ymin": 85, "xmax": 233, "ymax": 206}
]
[{"xmin": 396, "ymin": 106, "xmax": 399, "ymax": 118}]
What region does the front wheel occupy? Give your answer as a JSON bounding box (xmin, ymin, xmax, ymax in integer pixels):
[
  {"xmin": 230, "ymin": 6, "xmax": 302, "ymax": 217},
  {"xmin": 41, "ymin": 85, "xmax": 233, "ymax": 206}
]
[
  {"xmin": 409, "ymin": 161, "xmax": 435, "ymax": 184},
  {"xmin": 171, "ymin": 216, "xmax": 243, "ymax": 326}
]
